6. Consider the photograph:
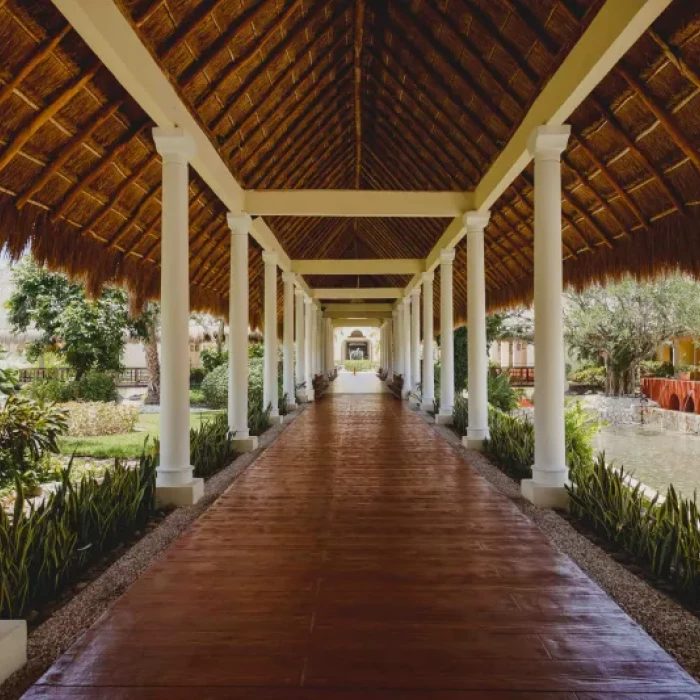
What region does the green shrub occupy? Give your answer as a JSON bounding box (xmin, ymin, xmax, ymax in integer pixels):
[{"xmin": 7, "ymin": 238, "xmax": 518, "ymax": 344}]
[
  {"xmin": 569, "ymin": 363, "xmax": 606, "ymax": 388},
  {"xmin": 201, "ymin": 364, "xmax": 228, "ymax": 409},
  {"xmin": 190, "ymin": 388, "xmax": 206, "ymax": 405},
  {"xmin": 201, "ymin": 347, "xmax": 228, "ymax": 374},
  {"xmin": 63, "ymin": 402, "xmax": 139, "ymax": 437},
  {"xmin": 639, "ymin": 360, "xmax": 674, "ymax": 378},
  {"xmin": 190, "ymin": 367, "xmax": 206, "ymax": 386},
  {"xmin": 568, "ymin": 455, "xmax": 700, "ymax": 600},
  {"xmin": 484, "ymin": 401, "xmax": 597, "ymax": 480},
  {"xmin": 45, "ymin": 370, "xmax": 119, "ymax": 403},
  {"xmin": 0, "ymin": 395, "xmax": 68, "ymax": 481},
  {"xmin": 23, "ymin": 377, "xmax": 64, "ymax": 404},
  {"xmin": 0, "ymin": 450, "xmax": 156, "ymax": 618},
  {"xmin": 190, "ymin": 414, "xmax": 236, "ymax": 478},
  {"xmin": 453, "ymin": 397, "xmax": 469, "ymax": 436},
  {"xmin": 344, "ymin": 359, "xmax": 373, "ymax": 372},
  {"xmin": 488, "ymin": 372, "xmax": 519, "ymax": 413}
]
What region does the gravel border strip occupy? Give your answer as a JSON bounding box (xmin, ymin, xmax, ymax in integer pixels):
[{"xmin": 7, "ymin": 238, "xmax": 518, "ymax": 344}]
[
  {"xmin": 414, "ymin": 407, "xmax": 700, "ymax": 682},
  {"xmin": 0, "ymin": 406, "xmax": 306, "ymax": 700}
]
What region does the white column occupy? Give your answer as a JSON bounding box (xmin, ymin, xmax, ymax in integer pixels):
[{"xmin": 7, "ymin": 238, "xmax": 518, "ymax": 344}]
[
  {"xmin": 463, "ymin": 211, "xmax": 491, "ymax": 450},
  {"xmin": 410, "ymin": 288, "xmax": 421, "ymax": 402},
  {"xmin": 381, "ymin": 323, "xmax": 386, "ymax": 371},
  {"xmin": 326, "ymin": 318, "xmax": 334, "ymax": 373},
  {"xmin": 393, "ymin": 309, "xmax": 401, "ymax": 377},
  {"xmin": 421, "ymin": 272, "xmax": 435, "ymax": 410},
  {"xmin": 295, "ymin": 289, "xmax": 306, "ymax": 401},
  {"xmin": 436, "ymin": 248, "xmax": 455, "ymax": 424},
  {"xmin": 262, "ymin": 251, "xmax": 282, "ymax": 424},
  {"xmin": 522, "ymin": 124, "xmax": 571, "ymax": 509},
  {"xmin": 304, "ymin": 297, "xmax": 315, "ymax": 401},
  {"xmin": 152, "ymin": 127, "xmax": 202, "ymax": 506},
  {"xmin": 227, "ymin": 214, "xmax": 257, "ymax": 452},
  {"xmin": 282, "ymin": 272, "xmax": 296, "ymax": 411},
  {"xmin": 385, "ymin": 318, "xmax": 393, "ymax": 378},
  {"xmin": 402, "ymin": 298, "xmax": 412, "ymax": 397}
]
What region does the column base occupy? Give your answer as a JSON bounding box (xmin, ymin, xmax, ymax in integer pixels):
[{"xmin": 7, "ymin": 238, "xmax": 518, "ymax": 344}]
[
  {"xmin": 297, "ymin": 389, "xmax": 315, "ymax": 403},
  {"xmin": 401, "ymin": 388, "xmax": 412, "ymax": 400},
  {"xmin": 232, "ymin": 435, "xmax": 258, "ymax": 452},
  {"xmin": 463, "ymin": 427, "xmax": 490, "ymax": 451},
  {"xmin": 420, "ymin": 399, "xmax": 435, "ymax": 412},
  {"xmin": 435, "ymin": 412, "xmax": 453, "ymax": 425},
  {"xmin": 155, "ymin": 477, "xmax": 204, "ymax": 508},
  {"xmin": 521, "ymin": 478, "xmax": 569, "ymax": 510},
  {"xmin": 0, "ymin": 620, "xmax": 26, "ymax": 684},
  {"xmin": 269, "ymin": 415, "xmax": 284, "ymax": 426},
  {"xmin": 286, "ymin": 401, "xmax": 297, "ymax": 411}
]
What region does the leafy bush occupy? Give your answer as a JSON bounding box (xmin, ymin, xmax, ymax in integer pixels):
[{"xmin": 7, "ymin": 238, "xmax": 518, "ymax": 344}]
[
  {"xmin": 191, "ymin": 414, "xmax": 236, "ymax": 478},
  {"xmin": 453, "ymin": 396, "xmax": 469, "ymax": 436},
  {"xmin": 568, "ymin": 454, "xmax": 700, "ymax": 600},
  {"xmin": 0, "ymin": 395, "xmax": 68, "ymax": 480},
  {"xmin": 41, "ymin": 370, "xmax": 118, "ymax": 403},
  {"xmin": 189, "ymin": 388, "xmax": 206, "ymax": 405},
  {"xmin": 201, "ymin": 364, "xmax": 228, "ymax": 409},
  {"xmin": 62, "ymin": 402, "xmax": 139, "ymax": 437},
  {"xmin": 23, "ymin": 377, "xmax": 64, "ymax": 404},
  {"xmin": 569, "ymin": 363, "xmax": 606, "ymax": 388},
  {"xmin": 639, "ymin": 360, "xmax": 674, "ymax": 378},
  {"xmin": 201, "ymin": 347, "xmax": 228, "ymax": 374},
  {"xmin": 190, "ymin": 367, "xmax": 206, "ymax": 386},
  {"xmin": 484, "ymin": 401, "xmax": 597, "ymax": 480},
  {"xmin": 344, "ymin": 360, "xmax": 373, "ymax": 372},
  {"xmin": 488, "ymin": 372, "xmax": 519, "ymax": 413},
  {"xmin": 0, "ymin": 451, "xmax": 156, "ymax": 619}
]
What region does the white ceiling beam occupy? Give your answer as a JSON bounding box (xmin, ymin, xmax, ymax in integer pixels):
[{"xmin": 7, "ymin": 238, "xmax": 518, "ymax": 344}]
[
  {"xmin": 311, "ymin": 287, "xmax": 403, "ymax": 299},
  {"xmin": 324, "ymin": 303, "xmax": 394, "ymax": 313},
  {"xmin": 473, "ymin": 0, "xmax": 672, "ymax": 212},
  {"xmin": 52, "ymin": 0, "xmax": 294, "ymax": 271},
  {"xmin": 325, "ymin": 310, "xmax": 393, "ymax": 319},
  {"xmin": 244, "ymin": 190, "xmax": 474, "ymax": 217},
  {"xmin": 292, "ymin": 259, "xmax": 423, "ymax": 276},
  {"xmin": 332, "ymin": 318, "xmax": 382, "ymax": 327},
  {"xmin": 406, "ymin": 0, "xmax": 671, "ymax": 297}
]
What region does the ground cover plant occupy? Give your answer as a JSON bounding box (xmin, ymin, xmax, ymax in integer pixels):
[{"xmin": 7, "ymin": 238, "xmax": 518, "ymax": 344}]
[{"xmin": 343, "ymin": 360, "xmax": 374, "ymax": 372}]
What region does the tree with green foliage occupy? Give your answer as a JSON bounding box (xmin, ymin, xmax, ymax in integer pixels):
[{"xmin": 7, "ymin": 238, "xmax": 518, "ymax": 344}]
[
  {"xmin": 7, "ymin": 259, "xmax": 148, "ymax": 379},
  {"xmin": 564, "ymin": 276, "xmax": 700, "ymax": 396}
]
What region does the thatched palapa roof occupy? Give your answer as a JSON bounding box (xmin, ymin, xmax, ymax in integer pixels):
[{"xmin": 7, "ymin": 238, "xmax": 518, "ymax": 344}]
[{"xmin": 0, "ymin": 0, "xmax": 698, "ymax": 332}]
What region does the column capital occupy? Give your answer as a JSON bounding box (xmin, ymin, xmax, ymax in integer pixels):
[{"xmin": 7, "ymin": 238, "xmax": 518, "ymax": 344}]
[
  {"xmin": 227, "ymin": 212, "xmax": 252, "ymax": 235},
  {"xmin": 439, "ymin": 248, "xmax": 456, "ymax": 264},
  {"xmin": 421, "ymin": 271, "xmax": 434, "ymax": 284},
  {"xmin": 294, "ymin": 287, "xmax": 305, "ymax": 297},
  {"xmin": 282, "ymin": 271, "xmax": 296, "ymax": 284},
  {"xmin": 304, "ymin": 295, "xmax": 314, "ymax": 305},
  {"xmin": 527, "ymin": 125, "xmax": 571, "ymax": 161},
  {"xmin": 262, "ymin": 250, "xmax": 279, "ymax": 266},
  {"xmin": 463, "ymin": 210, "xmax": 491, "ymax": 234},
  {"xmin": 153, "ymin": 127, "xmax": 195, "ymax": 164},
  {"xmin": 410, "ymin": 286, "xmax": 421, "ymax": 298}
]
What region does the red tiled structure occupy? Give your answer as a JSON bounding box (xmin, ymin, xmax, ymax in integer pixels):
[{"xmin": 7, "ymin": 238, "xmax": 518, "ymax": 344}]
[
  {"xmin": 642, "ymin": 378, "xmax": 700, "ymax": 414},
  {"xmin": 24, "ymin": 396, "xmax": 700, "ymax": 698}
]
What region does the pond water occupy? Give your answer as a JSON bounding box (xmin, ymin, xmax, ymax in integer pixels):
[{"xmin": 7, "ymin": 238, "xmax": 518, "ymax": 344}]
[{"xmin": 595, "ymin": 424, "xmax": 700, "ymax": 498}]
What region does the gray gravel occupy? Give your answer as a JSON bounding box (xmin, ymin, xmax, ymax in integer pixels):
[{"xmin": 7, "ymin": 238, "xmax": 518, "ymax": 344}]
[
  {"xmin": 416, "ymin": 407, "xmax": 700, "ymax": 683},
  {"xmin": 0, "ymin": 407, "xmax": 306, "ymax": 700}
]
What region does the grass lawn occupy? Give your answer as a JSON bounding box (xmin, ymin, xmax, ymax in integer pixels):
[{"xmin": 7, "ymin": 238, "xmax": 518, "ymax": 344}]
[{"xmin": 59, "ymin": 411, "xmax": 223, "ymax": 460}]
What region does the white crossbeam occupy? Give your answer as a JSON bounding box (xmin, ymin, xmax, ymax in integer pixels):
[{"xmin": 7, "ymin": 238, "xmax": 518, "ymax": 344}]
[
  {"xmin": 292, "ymin": 259, "xmax": 423, "ymax": 276},
  {"xmin": 312, "ymin": 288, "xmax": 403, "ymax": 299}
]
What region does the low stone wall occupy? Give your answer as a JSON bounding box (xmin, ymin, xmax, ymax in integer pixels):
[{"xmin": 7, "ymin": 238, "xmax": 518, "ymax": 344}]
[{"xmin": 644, "ymin": 406, "xmax": 700, "ymax": 435}]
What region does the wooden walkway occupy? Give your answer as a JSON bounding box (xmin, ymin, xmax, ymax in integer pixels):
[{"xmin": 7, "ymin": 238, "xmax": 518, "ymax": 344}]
[{"xmin": 26, "ymin": 395, "xmax": 699, "ymax": 698}]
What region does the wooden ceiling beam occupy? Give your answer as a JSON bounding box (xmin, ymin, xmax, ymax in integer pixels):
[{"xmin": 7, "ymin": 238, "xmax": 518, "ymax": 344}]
[
  {"xmin": 51, "ymin": 121, "xmax": 149, "ymax": 223},
  {"xmin": 353, "ymin": 0, "xmax": 364, "ymax": 189},
  {"xmin": 384, "ymin": 22, "xmax": 495, "ymax": 160},
  {"xmin": 0, "ymin": 61, "xmax": 98, "ymax": 175},
  {"xmin": 82, "ymin": 151, "xmax": 158, "ymax": 240},
  {"xmin": 288, "ymin": 124, "xmax": 353, "ymax": 189},
  {"xmin": 587, "ymin": 94, "xmax": 684, "ymax": 214},
  {"xmin": 177, "ymin": 0, "xmax": 274, "ymax": 89},
  {"xmin": 648, "ymin": 28, "xmax": 700, "ymax": 91},
  {"xmin": 0, "ymin": 25, "xmax": 70, "ymax": 109},
  {"xmin": 616, "ymin": 64, "xmax": 700, "ymax": 175},
  {"xmin": 454, "ymin": 0, "xmax": 539, "ymax": 85},
  {"xmin": 489, "ymin": 217, "xmax": 534, "ymax": 272},
  {"xmin": 133, "ymin": 0, "xmax": 165, "ymax": 27},
  {"xmin": 306, "ymin": 143, "xmax": 355, "ymax": 189},
  {"xmin": 107, "ymin": 184, "xmax": 161, "ymax": 249},
  {"xmin": 363, "ymin": 140, "xmax": 423, "ymax": 190},
  {"xmin": 234, "ymin": 47, "xmax": 352, "ymax": 172},
  {"xmin": 17, "ymin": 99, "xmax": 123, "ymax": 209},
  {"xmin": 369, "ymin": 44, "xmax": 482, "ymax": 181},
  {"xmin": 260, "ymin": 100, "xmax": 350, "ymax": 188},
  {"xmin": 218, "ymin": 14, "xmax": 350, "ymax": 144},
  {"xmin": 245, "ymin": 69, "xmax": 352, "ymax": 186},
  {"xmin": 569, "ymin": 132, "xmax": 648, "ymax": 230},
  {"xmin": 160, "ymin": 0, "xmax": 223, "ymax": 60},
  {"xmin": 502, "ymin": 0, "xmax": 560, "ymax": 55},
  {"xmin": 197, "ymin": 0, "xmax": 305, "ymax": 116}
]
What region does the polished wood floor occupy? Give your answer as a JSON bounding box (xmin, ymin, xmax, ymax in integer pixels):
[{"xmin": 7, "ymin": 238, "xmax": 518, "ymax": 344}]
[{"xmin": 25, "ymin": 395, "xmax": 700, "ymax": 698}]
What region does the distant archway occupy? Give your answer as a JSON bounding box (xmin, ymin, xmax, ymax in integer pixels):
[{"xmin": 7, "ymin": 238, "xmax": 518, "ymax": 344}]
[
  {"xmin": 669, "ymin": 393, "xmax": 680, "ymax": 411},
  {"xmin": 684, "ymin": 395, "xmax": 695, "ymax": 413}
]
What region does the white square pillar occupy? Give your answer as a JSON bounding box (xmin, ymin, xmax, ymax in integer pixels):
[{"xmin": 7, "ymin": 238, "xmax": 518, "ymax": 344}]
[{"xmin": 153, "ymin": 127, "xmax": 203, "ymax": 506}]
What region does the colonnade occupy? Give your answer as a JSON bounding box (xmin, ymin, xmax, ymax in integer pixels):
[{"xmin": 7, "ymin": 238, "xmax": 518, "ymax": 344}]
[{"xmin": 155, "ymin": 123, "xmax": 573, "ymax": 510}]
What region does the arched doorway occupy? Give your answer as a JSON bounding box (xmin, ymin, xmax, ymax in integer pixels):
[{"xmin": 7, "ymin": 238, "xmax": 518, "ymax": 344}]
[
  {"xmin": 669, "ymin": 393, "xmax": 680, "ymax": 411},
  {"xmin": 684, "ymin": 395, "xmax": 695, "ymax": 413}
]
